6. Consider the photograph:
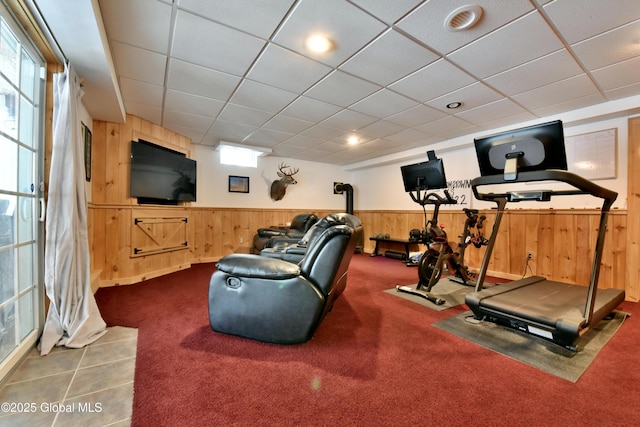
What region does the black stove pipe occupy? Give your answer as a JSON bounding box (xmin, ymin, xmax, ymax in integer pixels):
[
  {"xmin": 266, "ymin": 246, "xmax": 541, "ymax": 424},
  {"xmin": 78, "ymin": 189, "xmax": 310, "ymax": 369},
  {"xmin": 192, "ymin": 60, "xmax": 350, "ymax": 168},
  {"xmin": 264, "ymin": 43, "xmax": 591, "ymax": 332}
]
[{"xmin": 334, "ymin": 183, "xmax": 354, "ymax": 214}]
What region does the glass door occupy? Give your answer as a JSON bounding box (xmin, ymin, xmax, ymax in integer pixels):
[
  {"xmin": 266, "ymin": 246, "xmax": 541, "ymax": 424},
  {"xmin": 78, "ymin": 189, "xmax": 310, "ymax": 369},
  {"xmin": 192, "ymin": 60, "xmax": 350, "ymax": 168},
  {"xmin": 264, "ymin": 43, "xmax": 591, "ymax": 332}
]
[{"xmin": 0, "ymin": 6, "xmax": 45, "ymax": 379}]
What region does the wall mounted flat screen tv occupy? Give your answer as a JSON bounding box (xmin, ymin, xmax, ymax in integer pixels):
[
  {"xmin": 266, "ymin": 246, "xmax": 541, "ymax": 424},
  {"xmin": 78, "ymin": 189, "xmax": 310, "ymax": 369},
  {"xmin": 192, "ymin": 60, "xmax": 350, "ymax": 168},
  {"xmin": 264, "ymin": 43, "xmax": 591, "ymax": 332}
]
[
  {"xmin": 400, "ymin": 157, "xmax": 447, "ymax": 192},
  {"xmin": 130, "ymin": 139, "xmax": 197, "ymax": 204},
  {"xmin": 474, "ymin": 120, "xmax": 567, "ymax": 180}
]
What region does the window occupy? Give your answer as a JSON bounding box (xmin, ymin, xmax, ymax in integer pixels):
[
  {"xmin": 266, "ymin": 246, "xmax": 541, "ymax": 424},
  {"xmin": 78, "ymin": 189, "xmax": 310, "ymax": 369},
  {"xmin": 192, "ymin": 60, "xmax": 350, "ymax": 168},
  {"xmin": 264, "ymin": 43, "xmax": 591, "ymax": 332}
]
[{"xmin": 217, "ymin": 142, "xmax": 271, "ymax": 168}]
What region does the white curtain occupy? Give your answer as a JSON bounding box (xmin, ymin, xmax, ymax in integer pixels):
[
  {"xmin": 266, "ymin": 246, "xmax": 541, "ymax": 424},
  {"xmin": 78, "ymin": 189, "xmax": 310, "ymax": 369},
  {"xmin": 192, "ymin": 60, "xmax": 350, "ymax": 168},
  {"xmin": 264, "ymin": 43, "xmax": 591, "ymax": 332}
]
[{"xmin": 40, "ymin": 64, "xmax": 106, "ymax": 356}]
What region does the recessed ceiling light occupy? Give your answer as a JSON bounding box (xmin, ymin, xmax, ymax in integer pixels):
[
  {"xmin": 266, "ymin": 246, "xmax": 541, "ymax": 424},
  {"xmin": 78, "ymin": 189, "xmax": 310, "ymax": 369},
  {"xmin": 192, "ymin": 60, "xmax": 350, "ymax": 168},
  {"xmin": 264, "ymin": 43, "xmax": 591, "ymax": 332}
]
[
  {"xmin": 444, "ymin": 5, "xmax": 483, "ymax": 32},
  {"xmin": 305, "ymin": 35, "xmax": 334, "ymax": 53},
  {"xmin": 446, "ymin": 102, "xmax": 463, "ymax": 109},
  {"xmin": 347, "ymin": 135, "xmax": 359, "ymax": 145}
]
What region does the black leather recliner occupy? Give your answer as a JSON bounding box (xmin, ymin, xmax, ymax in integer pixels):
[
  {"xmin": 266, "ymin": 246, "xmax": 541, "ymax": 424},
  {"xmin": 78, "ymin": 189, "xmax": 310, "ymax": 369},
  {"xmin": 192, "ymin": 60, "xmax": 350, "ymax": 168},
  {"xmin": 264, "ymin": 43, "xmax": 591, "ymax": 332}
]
[
  {"xmin": 209, "ymin": 214, "xmax": 362, "ymax": 344},
  {"xmin": 261, "ymin": 213, "xmax": 362, "ymax": 264},
  {"xmin": 251, "ymin": 213, "xmax": 318, "ymax": 254}
]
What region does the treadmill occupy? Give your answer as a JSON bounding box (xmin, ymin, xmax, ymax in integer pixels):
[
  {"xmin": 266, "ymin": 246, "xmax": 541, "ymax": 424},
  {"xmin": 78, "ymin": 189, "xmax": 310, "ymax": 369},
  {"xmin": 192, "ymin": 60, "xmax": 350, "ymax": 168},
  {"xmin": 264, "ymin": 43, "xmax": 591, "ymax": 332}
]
[{"xmin": 464, "ymin": 120, "xmax": 625, "ymax": 351}]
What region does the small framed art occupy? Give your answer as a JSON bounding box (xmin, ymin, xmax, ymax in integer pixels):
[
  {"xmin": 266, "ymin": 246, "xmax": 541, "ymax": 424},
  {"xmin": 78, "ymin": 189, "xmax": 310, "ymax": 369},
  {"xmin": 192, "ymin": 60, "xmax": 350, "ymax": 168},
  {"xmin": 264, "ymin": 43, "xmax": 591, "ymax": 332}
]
[{"xmin": 229, "ymin": 176, "xmax": 249, "ymax": 193}]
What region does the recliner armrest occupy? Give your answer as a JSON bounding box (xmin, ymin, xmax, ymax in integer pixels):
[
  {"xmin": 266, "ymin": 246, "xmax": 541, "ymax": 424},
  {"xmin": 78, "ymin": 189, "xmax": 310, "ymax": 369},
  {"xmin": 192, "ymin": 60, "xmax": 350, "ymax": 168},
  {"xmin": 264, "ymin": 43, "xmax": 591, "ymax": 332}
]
[
  {"xmin": 216, "ymin": 253, "xmax": 301, "ymax": 279},
  {"xmin": 256, "ymin": 227, "xmax": 288, "ymax": 237}
]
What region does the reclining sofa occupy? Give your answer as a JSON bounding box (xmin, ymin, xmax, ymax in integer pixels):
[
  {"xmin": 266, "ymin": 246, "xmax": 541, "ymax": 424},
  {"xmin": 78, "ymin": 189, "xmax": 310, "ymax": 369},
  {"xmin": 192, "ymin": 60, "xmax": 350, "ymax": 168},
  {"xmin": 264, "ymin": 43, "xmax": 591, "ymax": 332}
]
[
  {"xmin": 261, "ymin": 213, "xmax": 362, "ymax": 264},
  {"xmin": 251, "ymin": 213, "xmax": 318, "ymax": 254},
  {"xmin": 209, "ymin": 213, "xmax": 362, "ymax": 344}
]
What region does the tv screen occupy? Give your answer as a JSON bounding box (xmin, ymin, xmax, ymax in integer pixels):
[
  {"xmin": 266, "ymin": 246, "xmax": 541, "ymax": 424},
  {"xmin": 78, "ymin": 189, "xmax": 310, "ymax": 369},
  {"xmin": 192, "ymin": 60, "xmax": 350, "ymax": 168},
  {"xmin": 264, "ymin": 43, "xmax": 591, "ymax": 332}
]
[
  {"xmin": 130, "ymin": 139, "xmax": 197, "ymax": 204},
  {"xmin": 474, "ymin": 120, "xmax": 567, "ymax": 180},
  {"xmin": 400, "ymin": 158, "xmax": 447, "ymax": 192}
]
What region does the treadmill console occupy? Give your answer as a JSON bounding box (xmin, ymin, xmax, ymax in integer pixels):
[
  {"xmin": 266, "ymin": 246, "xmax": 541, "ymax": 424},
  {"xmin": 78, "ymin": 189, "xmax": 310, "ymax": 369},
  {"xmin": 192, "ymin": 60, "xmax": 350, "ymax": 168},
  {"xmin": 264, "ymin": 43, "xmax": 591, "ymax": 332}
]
[{"xmin": 507, "ymin": 190, "xmax": 552, "ymax": 202}]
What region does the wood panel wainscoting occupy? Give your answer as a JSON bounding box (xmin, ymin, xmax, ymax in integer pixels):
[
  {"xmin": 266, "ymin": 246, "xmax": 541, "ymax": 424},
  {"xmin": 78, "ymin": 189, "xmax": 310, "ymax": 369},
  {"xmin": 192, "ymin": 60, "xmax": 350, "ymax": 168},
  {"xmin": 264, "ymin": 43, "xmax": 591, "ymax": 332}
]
[
  {"xmin": 88, "ymin": 205, "xmax": 630, "ymax": 301},
  {"xmin": 357, "ymin": 208, "xmax": 627, "ymax": 295}
]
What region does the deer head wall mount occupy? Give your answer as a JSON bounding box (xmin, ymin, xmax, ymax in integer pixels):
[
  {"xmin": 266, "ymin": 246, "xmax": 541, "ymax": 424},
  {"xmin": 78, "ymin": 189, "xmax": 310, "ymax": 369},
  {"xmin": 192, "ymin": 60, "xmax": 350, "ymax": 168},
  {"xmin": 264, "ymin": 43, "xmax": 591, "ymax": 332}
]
[{"xmin": 270, "ymin": 163, "xmax": 299, "ymax": 201}]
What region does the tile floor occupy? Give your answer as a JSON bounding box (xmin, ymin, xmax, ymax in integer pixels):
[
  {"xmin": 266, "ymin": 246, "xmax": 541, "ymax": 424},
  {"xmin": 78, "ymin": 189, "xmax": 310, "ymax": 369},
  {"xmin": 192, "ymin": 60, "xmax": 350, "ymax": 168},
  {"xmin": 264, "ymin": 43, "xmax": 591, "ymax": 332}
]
[{"xmin": 0, "ymin": 326, "xmax": 137, "ymax": 427}]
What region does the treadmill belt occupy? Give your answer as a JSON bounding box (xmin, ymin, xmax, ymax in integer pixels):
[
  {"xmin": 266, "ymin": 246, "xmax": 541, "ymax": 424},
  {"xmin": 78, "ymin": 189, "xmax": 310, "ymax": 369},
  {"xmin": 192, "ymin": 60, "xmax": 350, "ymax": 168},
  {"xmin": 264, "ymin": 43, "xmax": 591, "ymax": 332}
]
[{"xmin": 480, "ymin": 280, "xmax": 588, "ymax": 326}]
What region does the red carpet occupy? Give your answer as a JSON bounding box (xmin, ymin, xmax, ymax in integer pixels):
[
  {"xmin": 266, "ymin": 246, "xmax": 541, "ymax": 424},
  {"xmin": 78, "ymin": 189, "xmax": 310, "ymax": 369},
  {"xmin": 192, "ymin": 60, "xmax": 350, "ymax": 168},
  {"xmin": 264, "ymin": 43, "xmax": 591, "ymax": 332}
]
[{"xmin": 95, "ymin": 255, "xmax": 640, "ymax": 426}]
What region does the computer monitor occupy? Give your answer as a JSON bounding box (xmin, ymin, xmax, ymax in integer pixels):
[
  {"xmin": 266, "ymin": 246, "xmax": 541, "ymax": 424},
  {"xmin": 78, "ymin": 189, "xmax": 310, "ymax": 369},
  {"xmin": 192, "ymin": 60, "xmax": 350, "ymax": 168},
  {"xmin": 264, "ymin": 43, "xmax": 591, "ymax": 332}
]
[
  {"xmin": 401, "ymin": 156, "xmax": 447, "ymax": 192},
  {"xmin": 474, "ymin": 120, "xmax": 567, "ymax": 180}
]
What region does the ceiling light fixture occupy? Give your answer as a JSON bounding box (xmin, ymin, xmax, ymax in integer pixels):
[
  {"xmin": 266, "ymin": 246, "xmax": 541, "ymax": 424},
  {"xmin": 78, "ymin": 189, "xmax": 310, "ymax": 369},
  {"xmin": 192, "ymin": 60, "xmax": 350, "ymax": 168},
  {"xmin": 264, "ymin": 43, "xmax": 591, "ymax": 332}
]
[
  {"xmin": 305, "ymin": 35, "xmax": 334, "ymax": 53},
  {"xmin": 347, "ymin": 135, "xmax": 359, "ymax": 145},
  {"xmin": 446, "ymin": 102, "xmax": 463, "ymax": 109},
  {"xmin": 444, "ymin": 5, "xmax": 483, "ymax": 32}
]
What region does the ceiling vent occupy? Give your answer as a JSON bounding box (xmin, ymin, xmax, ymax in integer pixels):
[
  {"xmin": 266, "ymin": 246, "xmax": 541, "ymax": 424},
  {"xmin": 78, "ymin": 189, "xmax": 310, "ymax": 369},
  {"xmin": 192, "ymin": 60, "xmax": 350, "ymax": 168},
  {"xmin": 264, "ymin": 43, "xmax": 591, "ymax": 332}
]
[{"xmin": 444, "ymin": 5, "xmax": 483, "ymax": 31}]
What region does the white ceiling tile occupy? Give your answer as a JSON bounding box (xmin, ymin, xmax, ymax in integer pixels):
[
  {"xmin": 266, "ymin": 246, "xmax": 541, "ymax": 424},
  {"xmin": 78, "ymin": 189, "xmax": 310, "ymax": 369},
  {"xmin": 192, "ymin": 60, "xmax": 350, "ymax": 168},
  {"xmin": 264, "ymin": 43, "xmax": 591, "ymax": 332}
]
[
  {"xmin": 448, "ymin": 11, "xmax": 563, "ymax": 79},
  {"xmin": 282, "ymin": 135, "xmax": 325, "ymax": 149},
  {"xmin": 427, "ymin": 82, "xmax": 504, "ymax": 113},
  {"xmin": 229, "ymin": 80, "xmax": 298, "ymax": 113},
  {"xmin": 177, "ymin": 0, "xmax": 295, "ymax": 38},
  {"xmin": 349, "ymin": 89, "xmax": 418, "ymax": 118},
  {"xmin": 163, "ymin": 110, "xmax": 213, "ymax": 130},
  {"xmin": 165, "ymin": 124, "xmax": 207, "ymax": 142},
  {"xmin": 263, "ymin": 115, "xmax": 315, "ymax": 134},
  {"xmin": 385, "ymin": 128, "xmax": 433, "ymax": 143},
  {"xmin": 320, "ymin": 109, "xmax": 378, "ymax": 131},
  {"xmin": 512, "ymin": 75, "xmax": 600, "ymax": 111},
  {"xmin": 480, "ymin": 112, "xmax": 538, "ymax": 132},
  {"xmin": 389, "ymin": 59, "xmax": 475, "ymax": 102},
  {"xmin": 172, "ymin": 10, "xmax": 266, "ymax": 76},
  {"xmin": 544, "ymin": 0, "xmax": 640, "ymax": 44},
  {"xmin": 206, "ymin": 121, "xmax": 259, "ymax": 145},
  {"xmin": 247, "ymin": 44, "xmax": 332, "ymax": 93},
  {"xmin": 414, "ymin": 115, "xmax": 475, "ymax": 135},
  {"xmin": 111, "ymin": 42, "xmax": 167, "ymax": 86},
  {"xmin": 271, "ymin": 144, "xmax": 308, "ymax": 158},
  {"xmin": 339, "ymin": 29, "xmax": 439, "ymax": 86},
  {"xmin": 301, "ymin": 124, "xmax": 348, "ymax": 140},
  {"xmin": 305, "ymin": 71, "xmax": 381, "ymax": 107},
  {"xmin": 243, "ymin": 128, "xmax": 295, "ymax": 147},
  {"xmin": 164, "ymin": 89, "xmax": 226, "ymax": 118},
  {"xmin": 119, "ymin": 78, "xmax": 164, "ymax": 105},
  {"xmin": 485, "ymin": 49, "xmax": 583, "ymax": 96},
  {"xmin": 272, "ymin": 0, "xmax": 387, "ymax": 67},
  {"xmin": 357, "ymin": 120, "xmax": 405, "ymax": 139},
  {"xmin": 349, "ymin": 0, "xmax": 424, "ymax": 24},
  {"xmin": 217, "ymin": 104, "xmax": 273, "ymax": 127},
  {"xmin": 571, "ymin": 20, "xmax": 640, "ymax": 71},
  {"xmin": 385, "ymin": 104, "xmax": 447, "ymax": 127},
  {"xmin": 455, "ymin": 99, "xmax": 528, "ymax": 126},
  {"xmin": 592, "ymin": 56, "xmax": 640, "ymax": 92},
  {"xmin": 123, "ymin": 102, "xmax": 162, "ymax": 124},
  {"xmin": 279, "ymin": 96, "xmax": 343, "ymax": 122},
  {"xmin": 100, "ymin": 0, "xmax": 172, "ymax": 53},
  {"xmin": 166, "ymin": 59, "xmax": 241, "ymax": 101},
  {"xmin": 397, "ymin": 0, "xmax": 534, "ymax": 55},
  {"xmin": 604, "ymin": 82, "xmax": 640, "ymax": 100},
  {"xmin": 531, "ymin": 93, "xmax": 606, "ymax": 118},
  {"xmin": 314, "ymin": 141, "xmax": 348, "ymax": 153}
]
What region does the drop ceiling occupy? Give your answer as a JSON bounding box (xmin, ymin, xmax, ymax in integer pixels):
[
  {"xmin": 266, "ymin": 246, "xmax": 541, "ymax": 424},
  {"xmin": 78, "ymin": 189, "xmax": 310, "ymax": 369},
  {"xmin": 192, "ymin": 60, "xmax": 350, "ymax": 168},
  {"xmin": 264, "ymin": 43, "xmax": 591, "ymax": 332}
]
[{"xmin": 35, "ymin": 0, "xmax": 640, "ymax": 165}]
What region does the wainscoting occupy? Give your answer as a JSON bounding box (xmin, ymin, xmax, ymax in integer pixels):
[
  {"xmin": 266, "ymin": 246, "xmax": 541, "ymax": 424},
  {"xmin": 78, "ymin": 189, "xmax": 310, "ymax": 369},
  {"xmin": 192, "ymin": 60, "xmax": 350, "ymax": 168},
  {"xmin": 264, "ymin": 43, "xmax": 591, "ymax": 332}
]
[{"xmin": 88, "ymin": 205, "xmax": 629, "ymax": 300}]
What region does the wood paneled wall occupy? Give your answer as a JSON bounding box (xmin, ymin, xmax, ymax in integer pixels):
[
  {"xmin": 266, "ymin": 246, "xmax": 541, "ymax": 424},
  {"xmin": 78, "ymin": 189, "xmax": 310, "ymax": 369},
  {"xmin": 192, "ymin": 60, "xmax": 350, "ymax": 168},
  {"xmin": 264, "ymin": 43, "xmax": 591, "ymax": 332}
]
[
  {"xmin": 627, "ymin": 116, "xmax": 640, "ymax": 301},
  {"xmin": 87, "ymin": 115, "xmax": 637, "ymax": 302},
  {"xmin": 358, "ymin": 208, "xmax": 627, "ymax": 292}
]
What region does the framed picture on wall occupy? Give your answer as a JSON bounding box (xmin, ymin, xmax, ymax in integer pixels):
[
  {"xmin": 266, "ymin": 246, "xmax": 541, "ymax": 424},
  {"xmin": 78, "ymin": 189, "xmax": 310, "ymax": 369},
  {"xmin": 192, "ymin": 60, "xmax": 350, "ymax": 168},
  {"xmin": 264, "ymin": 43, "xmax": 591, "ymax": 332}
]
[
  {"xmin": 229, "ymin": 176, "xmax": 249, "ymax": 193},
  {"xmin": 82, "ymin": 122, "xmax": 92, "ymax": 181}
]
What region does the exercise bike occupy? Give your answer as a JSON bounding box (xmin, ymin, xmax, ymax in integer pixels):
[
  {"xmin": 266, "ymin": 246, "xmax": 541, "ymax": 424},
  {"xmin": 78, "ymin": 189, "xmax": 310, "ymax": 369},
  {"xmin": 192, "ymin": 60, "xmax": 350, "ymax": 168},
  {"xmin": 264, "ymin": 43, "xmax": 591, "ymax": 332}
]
[
  {"xmin": 396, "ymin": 190, "xmax": 457, "ymax": 305},
  {"xmin": 398, "ymin": 192, "xmax": 489, "ymax": 305},
  {"xmin": 445, "ymin": 208, "xmax": 489, "ymax": 286}
]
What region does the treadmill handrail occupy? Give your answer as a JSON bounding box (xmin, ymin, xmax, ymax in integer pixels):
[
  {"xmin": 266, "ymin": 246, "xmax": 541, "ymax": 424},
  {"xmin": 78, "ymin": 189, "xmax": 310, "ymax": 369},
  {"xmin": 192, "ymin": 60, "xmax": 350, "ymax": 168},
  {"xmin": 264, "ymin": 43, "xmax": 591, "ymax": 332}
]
[{"xmin": 471, "ymin": 169, "xmax": 617, "ymax": 206}]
